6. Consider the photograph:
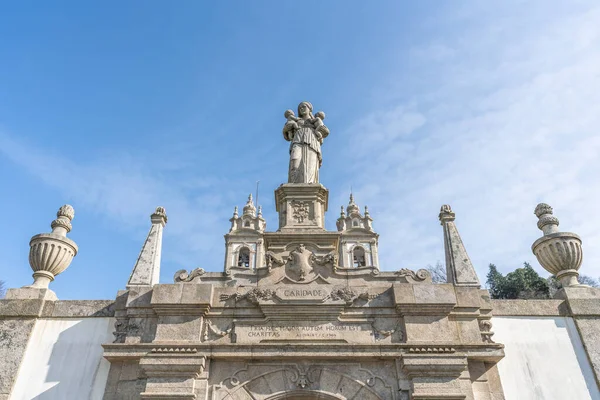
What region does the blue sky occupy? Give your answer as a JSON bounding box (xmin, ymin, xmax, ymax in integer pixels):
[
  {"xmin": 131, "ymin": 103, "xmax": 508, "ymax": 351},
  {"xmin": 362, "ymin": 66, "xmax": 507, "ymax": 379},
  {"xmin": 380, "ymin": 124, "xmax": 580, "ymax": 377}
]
[{"xmin": 1, "ymin": 1, "xmax": 599, "ymax": 299}]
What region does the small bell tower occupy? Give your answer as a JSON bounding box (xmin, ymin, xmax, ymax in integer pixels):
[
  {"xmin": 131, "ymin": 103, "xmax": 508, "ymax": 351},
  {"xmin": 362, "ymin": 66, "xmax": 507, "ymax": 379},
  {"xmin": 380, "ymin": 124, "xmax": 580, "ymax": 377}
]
[
  {"xmin": 223, "ymin": 194, "xmax": 266, "ymax": 275},
  {"xmin": 336, "ymin": 194, "xmax": 379, "ymax": 269}
]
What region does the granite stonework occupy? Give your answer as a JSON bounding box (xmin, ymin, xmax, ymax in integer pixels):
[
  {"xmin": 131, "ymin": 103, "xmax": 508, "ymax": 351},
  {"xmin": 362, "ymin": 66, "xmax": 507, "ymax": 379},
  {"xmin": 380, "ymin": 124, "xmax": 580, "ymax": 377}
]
[
  {"xmin": 97, "ymin": 163, "xmax": 507, "ymax": 400},
  {"xmin": 0, "ymin": 318, "xmax": 36, "ymax": 400},
  {"xmin": 1, "ymin": 102, "xmax": 600, "ymax": 399}
]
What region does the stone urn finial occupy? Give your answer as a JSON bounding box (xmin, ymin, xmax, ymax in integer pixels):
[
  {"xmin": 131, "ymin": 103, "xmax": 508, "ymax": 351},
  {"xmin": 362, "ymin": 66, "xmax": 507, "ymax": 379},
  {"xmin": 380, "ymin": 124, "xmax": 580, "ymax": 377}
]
[
  {"xmin": 532, "ymin": 203, "xmax": 582, "ymax": 287},
  {"xmin": 27, "ymin": 205, "xmax": 79, "ymax": 289}
]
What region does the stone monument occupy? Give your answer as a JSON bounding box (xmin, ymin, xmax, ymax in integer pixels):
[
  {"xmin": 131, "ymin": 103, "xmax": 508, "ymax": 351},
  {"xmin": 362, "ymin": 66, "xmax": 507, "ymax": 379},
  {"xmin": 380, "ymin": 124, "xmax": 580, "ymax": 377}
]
[
  {"xmin": 99, "ymin": 102, "xmax": 506, "ymax": 399},
  {"xmin": 2, "ymin": 102, "xmax": 600, "ymax": 400}
]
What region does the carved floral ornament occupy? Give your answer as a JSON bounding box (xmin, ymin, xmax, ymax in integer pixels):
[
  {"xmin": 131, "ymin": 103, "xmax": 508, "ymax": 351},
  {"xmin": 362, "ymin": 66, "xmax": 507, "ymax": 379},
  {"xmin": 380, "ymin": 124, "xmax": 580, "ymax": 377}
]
[
  {"xmin": 220, "ymin": 287, "xmax": 275, "ymax": 303},
  {"xmin": 219, "ymin": 285, "xmax": 376, "ymax": 306}
]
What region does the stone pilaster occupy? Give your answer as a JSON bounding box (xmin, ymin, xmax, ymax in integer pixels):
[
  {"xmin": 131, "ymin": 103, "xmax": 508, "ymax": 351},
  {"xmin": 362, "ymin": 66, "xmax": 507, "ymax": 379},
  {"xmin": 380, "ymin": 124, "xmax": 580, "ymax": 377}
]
[
  {"xmin": 139, "ymin": 354, "xmax": 208, "ymax": 399},
  {"xmin": 401, "ymin": 353, "xmax": 468, "ymax": 399},
  {"xmin": 556, "ymin": 285, "xmax": 600, "ymax": 388}
]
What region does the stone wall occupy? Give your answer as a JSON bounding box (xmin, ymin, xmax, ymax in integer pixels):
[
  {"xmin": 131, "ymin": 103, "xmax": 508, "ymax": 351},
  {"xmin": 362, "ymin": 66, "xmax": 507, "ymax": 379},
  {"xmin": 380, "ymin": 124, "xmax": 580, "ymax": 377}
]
[
  {"xmin": 493, "ymin": 316, "xmax": 598, "ymax": 400},
  {"xmin": 0, "ymin": 299, "xmax": 114, "ymax": 400},
  {"xmin": 11, "ymin": 318, "xmax": 114, "ymax": 399}
]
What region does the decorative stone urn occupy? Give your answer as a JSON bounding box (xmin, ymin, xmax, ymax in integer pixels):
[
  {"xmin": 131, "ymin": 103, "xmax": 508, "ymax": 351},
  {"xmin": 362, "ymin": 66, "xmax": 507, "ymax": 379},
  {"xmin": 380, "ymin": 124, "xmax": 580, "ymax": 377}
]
[
  {"xmin": 531, "ymin": 203, "xmax": 582, "ymax": 287},
  {"xmin": 27, "ymin": 205, "xmax": 78, "ymax": 289}
]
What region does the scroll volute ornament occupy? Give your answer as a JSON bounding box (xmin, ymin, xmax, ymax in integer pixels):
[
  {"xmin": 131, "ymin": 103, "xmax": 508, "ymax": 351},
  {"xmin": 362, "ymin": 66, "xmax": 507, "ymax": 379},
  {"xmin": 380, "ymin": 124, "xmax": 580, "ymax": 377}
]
[
  {"xmin": 531, "ymin": 203, "xmax": 582, "ymax": 287},
  {"xmin": 28, "ymin": 205, "xmax": 78, "ymax": 289}
]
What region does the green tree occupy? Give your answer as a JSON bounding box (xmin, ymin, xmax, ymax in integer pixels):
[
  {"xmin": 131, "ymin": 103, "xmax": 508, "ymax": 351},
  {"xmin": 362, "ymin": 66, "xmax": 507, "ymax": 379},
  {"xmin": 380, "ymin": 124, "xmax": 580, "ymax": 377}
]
[
  {"xmin": 486, "ymin": 263, "xmax": 550, "ymax": 299},
  {"xmin": 486, "ymin": 264, "xmax": 506, "ymax": 299}
]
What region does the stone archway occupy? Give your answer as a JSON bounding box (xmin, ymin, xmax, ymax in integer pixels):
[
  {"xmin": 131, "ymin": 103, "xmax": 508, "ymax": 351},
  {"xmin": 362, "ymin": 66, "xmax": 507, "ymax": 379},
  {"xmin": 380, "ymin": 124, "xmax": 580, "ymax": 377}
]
[
  {"xmin": 218, "ymin": 365, "xmax": 386, "ymax": 400},
  {"xmin": 267, "ymin": 391, "xmax": 343, "ymax": 399}
]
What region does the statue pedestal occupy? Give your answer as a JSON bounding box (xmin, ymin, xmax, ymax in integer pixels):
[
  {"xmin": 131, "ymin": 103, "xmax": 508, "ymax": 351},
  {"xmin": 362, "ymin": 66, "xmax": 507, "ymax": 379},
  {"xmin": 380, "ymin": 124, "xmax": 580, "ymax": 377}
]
[
  {"xmin": 5, "ymin": 287, "xmax": 58, "ymax": 301},
  {"xmin": 274, "ymin": 184, "xmax": 329, "ymax": 231}
]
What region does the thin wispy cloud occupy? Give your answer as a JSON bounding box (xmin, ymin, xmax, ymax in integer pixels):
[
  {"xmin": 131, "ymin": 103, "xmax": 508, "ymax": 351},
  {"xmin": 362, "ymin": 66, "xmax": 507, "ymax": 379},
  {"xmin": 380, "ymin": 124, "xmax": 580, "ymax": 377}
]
[
  {"xmin": 1, "ymin": 1, "xmax": 599, "ymax": 299},
  {"xmin": 339, "ymin": 2, "xmax": 600, "ymax": 278},
  {"xmin": 0, "ymin": 131, "xmax": 241, "ymax": 274}
]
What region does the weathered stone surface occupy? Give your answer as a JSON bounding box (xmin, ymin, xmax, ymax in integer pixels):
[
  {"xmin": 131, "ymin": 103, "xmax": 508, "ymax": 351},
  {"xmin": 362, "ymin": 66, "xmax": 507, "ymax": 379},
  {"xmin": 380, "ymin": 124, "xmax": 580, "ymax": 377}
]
[
  {"xmin": 41, "ymin": 299, "xmax": 115, "ymax": 317},
  {"xmin": 26, "ymin": 205, "xmax": 78, "ymax": 291},
  {"xmin": 574, "ymin": 317, "xmax": 600, "ymax": 388},
  {"xmin": 0, "ymin": 318, "xmax": 35, "ymax": 398},
  {"xmin": 275, "ymin": 183, "xmax": 329, "ymax": 230},
  {"xmin": 439, "ymin": 205, "xmax": 480, "ymax": 288},
  {"xmin": 5, "ymin": 287, "xmax": 58, "ymax": 301},
  {"xmin": 0, "ymin": 299, "xmax": 46, "ymax": 317},
  {"xmin": 491, "ymin": 299, "xmax": 567, "ymax": 316},
  {"xmin": 532, "ymin": 204, "xmax": 583, "ymax": 288},
  {"xmin": 127, "ymin": 207, "xmax": 167, "ymax": 288}
]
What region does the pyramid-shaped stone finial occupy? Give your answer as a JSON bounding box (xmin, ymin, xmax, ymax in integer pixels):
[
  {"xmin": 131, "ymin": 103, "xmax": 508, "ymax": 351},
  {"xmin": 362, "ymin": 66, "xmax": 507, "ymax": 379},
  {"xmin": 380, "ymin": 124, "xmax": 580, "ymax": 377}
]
[
  {"xmin": 439, "ymin": 205, "xmax": 480, "ymax": 287},
  {"xmin": 127, "ymin": 206, "xmax": 168, "ymax": 288}
]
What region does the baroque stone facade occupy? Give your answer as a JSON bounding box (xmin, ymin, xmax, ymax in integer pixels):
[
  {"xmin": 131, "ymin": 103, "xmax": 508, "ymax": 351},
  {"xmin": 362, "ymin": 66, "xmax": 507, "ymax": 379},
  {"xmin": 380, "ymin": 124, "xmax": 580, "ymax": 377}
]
[{"xmin": 1, "ymin": 101, "xmax": 600, "ymax": 400}]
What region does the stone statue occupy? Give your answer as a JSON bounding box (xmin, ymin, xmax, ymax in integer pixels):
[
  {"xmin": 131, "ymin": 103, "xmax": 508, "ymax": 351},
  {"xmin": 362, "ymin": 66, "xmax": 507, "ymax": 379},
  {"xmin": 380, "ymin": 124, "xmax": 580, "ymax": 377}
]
[{"xmin": 283, "ymin": 101, "xmax": 330, "ymax": 183}]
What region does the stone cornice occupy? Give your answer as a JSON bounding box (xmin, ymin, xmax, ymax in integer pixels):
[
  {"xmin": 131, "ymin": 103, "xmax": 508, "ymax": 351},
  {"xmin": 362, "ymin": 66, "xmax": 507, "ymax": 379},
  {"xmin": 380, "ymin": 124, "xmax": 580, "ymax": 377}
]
[{"xmin": 102, "ymin": 342, "xmax": 504, "ymax": 362}]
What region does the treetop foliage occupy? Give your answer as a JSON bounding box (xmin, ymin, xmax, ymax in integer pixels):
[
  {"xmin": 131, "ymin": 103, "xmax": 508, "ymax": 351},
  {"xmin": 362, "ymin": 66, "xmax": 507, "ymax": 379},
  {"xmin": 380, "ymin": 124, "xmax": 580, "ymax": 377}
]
[
  {"xmin": 486, "ymin": 263, "xmax": 550, "ymax": 299},
  {"xmin": 486, "ymin": 263, "xmax": 599, "ymax": 299}
]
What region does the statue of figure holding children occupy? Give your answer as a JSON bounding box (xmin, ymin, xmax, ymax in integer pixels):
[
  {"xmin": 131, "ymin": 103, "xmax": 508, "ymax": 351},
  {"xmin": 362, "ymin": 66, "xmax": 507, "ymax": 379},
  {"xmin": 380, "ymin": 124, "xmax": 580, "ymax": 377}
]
[{"xmin": 282, "ymin": 101, "xmax": 330, "ymax": 184}]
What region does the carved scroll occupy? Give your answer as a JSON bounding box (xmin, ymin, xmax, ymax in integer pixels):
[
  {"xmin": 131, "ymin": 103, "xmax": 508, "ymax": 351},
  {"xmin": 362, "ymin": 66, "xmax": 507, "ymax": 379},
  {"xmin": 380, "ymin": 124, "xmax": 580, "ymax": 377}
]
[
  {"xmin": 395, "ymin": 268, "xmax": 431, "ymax": 283},
  {"xmin": 174, "ymin": 268, "xmax": 205, "ymax": 283},
  {"xmin": 479, "ymin": 319, "xmax": 495, "ymax": 343}
]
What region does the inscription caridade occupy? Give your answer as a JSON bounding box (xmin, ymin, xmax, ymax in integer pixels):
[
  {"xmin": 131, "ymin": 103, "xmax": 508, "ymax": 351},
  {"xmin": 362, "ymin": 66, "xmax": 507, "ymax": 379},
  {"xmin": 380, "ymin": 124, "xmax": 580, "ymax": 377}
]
[
  {"xmin": 235, "ymin": 321, "xmax": 374, "ymax": 343},
  {"xmin": 275, "ymin": 287, "xmax": 329, "ymax": 301}
]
